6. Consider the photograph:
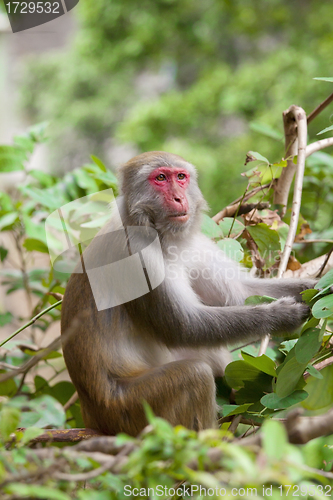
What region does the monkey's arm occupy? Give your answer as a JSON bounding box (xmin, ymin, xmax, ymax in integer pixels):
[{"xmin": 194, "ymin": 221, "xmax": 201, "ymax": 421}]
[
  {"xmin": 243, "ymin": 277, "xmax": 317, "ymax": 302},
  {"xmin": 125, "ymin": 276, "xmax": 309, "ymax": 348},
  {"xmin": 182, "ymin": 233, "xmax": 316, "ymax": 305}
]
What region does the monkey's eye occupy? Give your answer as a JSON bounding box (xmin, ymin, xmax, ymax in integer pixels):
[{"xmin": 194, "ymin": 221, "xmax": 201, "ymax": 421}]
[
  {"xmin": 156, "ymin": 174, "xmax": 166, "ymax": 181},
  {"xmin": 178, "ymin": 173, "xmax": 186, "ymax": 180}
]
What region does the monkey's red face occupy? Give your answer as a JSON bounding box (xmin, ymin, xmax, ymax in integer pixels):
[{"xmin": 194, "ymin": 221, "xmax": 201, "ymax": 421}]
[{"xmin": 148, "ymin": 167, "xmax": 190, "ymax": 223}]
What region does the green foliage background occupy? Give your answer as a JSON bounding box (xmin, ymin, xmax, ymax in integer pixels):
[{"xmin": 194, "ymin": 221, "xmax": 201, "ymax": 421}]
[{"xmin": 22, "ymin": 0, "xmax": 333, "ymax": 216}]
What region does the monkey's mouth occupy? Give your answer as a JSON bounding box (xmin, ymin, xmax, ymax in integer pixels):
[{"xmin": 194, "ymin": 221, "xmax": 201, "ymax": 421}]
[{"xmin": 168, "ymin": 213, "xmax": 189, "ymax": 223}]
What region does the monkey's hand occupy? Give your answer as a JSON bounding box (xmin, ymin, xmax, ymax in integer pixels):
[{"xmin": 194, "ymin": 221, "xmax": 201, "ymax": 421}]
[{"xmin": 262, "ymin": 297, "xmax": 310, "ymax": 335}]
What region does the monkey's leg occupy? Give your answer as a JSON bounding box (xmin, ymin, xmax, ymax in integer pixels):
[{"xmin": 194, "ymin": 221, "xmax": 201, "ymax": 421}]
[{"xmin": 82, "ymin": 359, "xmax": 217, "ymax": 436}]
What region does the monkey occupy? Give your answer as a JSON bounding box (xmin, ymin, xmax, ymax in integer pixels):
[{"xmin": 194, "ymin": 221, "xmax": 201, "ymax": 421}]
[{"xmin": 61, "ymin": 151, "xmax": 315, "ymax": 436}]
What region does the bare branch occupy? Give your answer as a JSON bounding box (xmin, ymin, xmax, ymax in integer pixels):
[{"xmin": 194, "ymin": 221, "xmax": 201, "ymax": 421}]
[
  {"xmin": 273, "ymin": 108, "xmax": 298, "ymax": 209},
  {"xmin": 277, "ymin": 107, "xmax": 307, "ymax": 276},
  {"xmin": 63, "ymin": 391, "xmax": 79, "ymax": 411},
  {"xmin": 260, "ymin": 106, "xmax": 308, "ymax": 356},
  {"xmin": 0, "ymin": 314, "xmax": 86, "ymax": 383},
  {"xmin": 307, "ymin": 91, "xmax": 333, "ymax": 124},
  {"xmin": 0, "ymin": 299, "xmax": 62, "ymax": 348},
  {"xmin": 306, "ymin": 137, "xmax": 333, "ymax": 157},
  {"xmin": 304, "ymin": 356, "xmax": 333, "ymax": 380},
  {"xmin": 213, "ymin": 202, "xmax": 270, "ymax": 224},
  {"xmin": 213, "ymin": 184, "xmax": 271, "ymax": 223},
  {"xmin": 18, "ymin": 427, "xmax": 103, "ymax": 443}
]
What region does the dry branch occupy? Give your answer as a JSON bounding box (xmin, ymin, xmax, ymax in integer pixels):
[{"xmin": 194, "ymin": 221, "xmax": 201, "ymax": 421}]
[
  {"xmin": 17, "ymin": 427, "xmax": 103, "ymax": 443},
  {"xmin": 307, "ymin": 91, "xmax": 333, "ymax": 124},
  {"xmin": 212, "ymin": 202, "xmax": 270, "ymax": 224},
  {"xmin": 259, "ymin": 106, "xmax": 308, "ymax": 356}
]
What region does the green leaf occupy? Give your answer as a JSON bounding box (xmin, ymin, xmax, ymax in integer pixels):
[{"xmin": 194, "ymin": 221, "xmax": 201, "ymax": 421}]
[
  {"xmin": 279, "ymin": 339, "xmax": 298, "ymax": 355},
  {"xmin": 301, "ymin": 289, "xmax": 318, "ymax": 303},
  {"xmin": 22, "ymin": 214, "xmax": 47, "ymax": 243},
  {"xmin": 249, "ymin": 122, "xmax": 283, "ymax": 141},
  {"xmin": 0, "ymin": 245, "xmax": 8, "ymax": 262},
  {"xmin": 300, "ymin": 315, "xmax": 320, "ymax": 333},
  {"xmin": 262, "ymin": 419, "xmax": 288, "ymax": 461},
  {"xmin": 20, "ymin": 427, "xmax": 44, "ymax": 445},
  {"xmin": 305, "ymin": 364, "xmax": 323, "ymax": 379},
  {"xmin": 90, "ymin": 155, "xmax": 107, "ymax": 172},
  {"xmin": 225, "ymin": 360, "xmax": 263, "ymax": 389},
  {"xmin": 241, "ymin": 351, "xmax": 277, "ymax": 377},
  {"xmin": 245, "ymin": 295, "xmax": 276, "ymax": 306},
  {"xmin": 0, "ymin": 373, "xmax": 16, "ymax": 397},
  {"xmin": 217, "ymin": 238, "xmax": 244, "ymax": 262},
  {"xmin": 295, "ymin": 328, "xmax": 321, "ymax": 364},
  {"xmin": 316, "ymin": 269, "xmax": 333, "ymax": 290},
  {"xmin": 0, "ymin": 312, "xmax": 13, "ymax": 326},
  {"xmin": 247, "ymin": 223, "xmax": 280, "ymax": 253},
  {"xmin": 73, "ymin": 167, "xmax": 99, "ymax": 192},
  {"xmin": 27, "ymin": 121, "xmax": 49, "ymax": 142},
  {"xmin": 261, "ymin": 390, "xmax": 308, "ymax": 410},
  {"xmin": 247, "ymin": 223, "xmax": 280, "ymax": 268},
  {"xmin": 0, "ymin": 407, "xmax": 20, "ymax": 441},
  {"xmin": 275, "ymin": 355, "xmax": 307, "ymax": 398},
  {"xmin": 201, "ymin": 214, "xmax": 224, "ymax": 239},
  {"xmin": 312, "ymin": 295, "xmax": 333, "ymax": 319},
  {"xmin": 220, "ymin": 403, "xmax": 252, "ymax": 417},
  {"xmin": 225, "ymin": 361, "xmax": 273, "ymax": 405},
  {"xmin": 247, "ymin": 151, "xmax": 270, "ymax": 164},
  {"xmin": 0, "ymin": 145, "xmax": 26, "ymax": 172},
  {"xmin": 23, "ymin": 238, "xmax": 49, "ymax": 254},
  {"xmin": 317, "ymin": 124, "xmax": 333, "ymax": 135},
  {"xmin": 303, "ymin": 365, "xmax": 333, "ymax": 410},
  {"xmin": 20, "ymin": 186, "xmax": 63, "ymax": 210},
  {"xmin": 218, "ymin": 217, "xmax": 244, "ymax": 237},
  {"xmin": 19, "ymin": 395, "xmax": 66, "ymax": 428},
  {"xmin": 28, "ymin": 169, "xmax": 55, "ymax": 187},
  {"xmin": 313, "ymin": 77, "xmax": 333, "ymax": 82},
  {"xmin": 0, "ymin": 212, "xmax": 19, "ymax": 231},
  {"xmin": 4, "ymin": 484, "xmax": 71, "ymax": 500},
  {"xmin": 90, "ymin": 170, "xmax": 118, "ymax": 187}
]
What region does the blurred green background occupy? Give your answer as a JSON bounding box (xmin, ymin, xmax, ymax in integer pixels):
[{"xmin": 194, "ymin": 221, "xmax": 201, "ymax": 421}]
[
  {"xmin": 0, "ymin": 0, "xmax": 328, "ymax": 222},
  {"xmin": 17, "ymin": 0, "xmax": 333, "ymax": 215}
]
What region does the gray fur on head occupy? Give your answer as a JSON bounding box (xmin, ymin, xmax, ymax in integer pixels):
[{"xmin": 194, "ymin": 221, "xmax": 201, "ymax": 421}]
[{"xmin": 118, "ymin": 151, "xmax": 208, "ymax": 239}]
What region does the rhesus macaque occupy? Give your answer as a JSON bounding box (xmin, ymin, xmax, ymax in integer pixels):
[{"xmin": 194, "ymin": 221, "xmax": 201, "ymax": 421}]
[{"xmin": 61, "ymin": 151, "xmax": 314, "ymax": 436}]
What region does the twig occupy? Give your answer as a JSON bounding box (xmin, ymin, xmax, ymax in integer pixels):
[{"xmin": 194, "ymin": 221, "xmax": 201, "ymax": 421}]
[
  {"xmin": 213, "ymin": 185, "xmax": 271, "ymax": 223},
  {"xmin": 306, "ymin": 137, "xmax": 333, "ymax": 157},
  {"xmin": 0, "ymin": 299, "xmax": 63, "ymax": 347},
  {"xmin": 227, "ymin": 415, "xmax": 242, "ymax": 435},
  {"xmin": 241, "ymin": 408, "xmax": 333, "ymax": 447},
  {"xmin": 273, "ymin": 108, "xmax": 298, "ymax": 209},
  {"xmin": 304, "ymin": 356, "xmax": 333, "ymax": 380},
  {"xmin": 285, "ymin": 408, "xmax": 333, "ymax": 445},
  {"xmin": 63, "ymin": 391, "xmax": 79, "ymax": 411},
  {"xmin": 316, "ymin": 245, "xmax": 333, "ymax": 278},
  {"xmin": 18, "ymin": 427, "xmax": 103, "ymax": 443},
  {"xmin": 307, "ymin": 91, "xmax": 333, "ymax": 124},
  {"xmin": 259, "ymin": 106, "xmax": 308, "ymax": 356},
  {"xmin": 54, "ymin": 457, "xmax": 117, "ymax": 482},
  {"xmin": 0, "ymin": 335, "xmax": 62, "ymax": 383},
  {"xmin": 277, "ymin": 107, "xmax": 307, "ymax": 277},
  {"xmin": 296, "ymin": 239, "xmax": 333, "ymax": 244},
  {"xmin": 0, "ymin": 314, "xmax": 84, "ymax": 383}
]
